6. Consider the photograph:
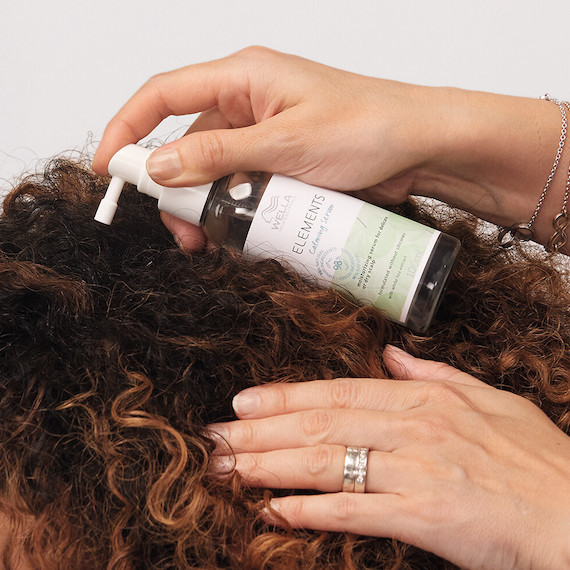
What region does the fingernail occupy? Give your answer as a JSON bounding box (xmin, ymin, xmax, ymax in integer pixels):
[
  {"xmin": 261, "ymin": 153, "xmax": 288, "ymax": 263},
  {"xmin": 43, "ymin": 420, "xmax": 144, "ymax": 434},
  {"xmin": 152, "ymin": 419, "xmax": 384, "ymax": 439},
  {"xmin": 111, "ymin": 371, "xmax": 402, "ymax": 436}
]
[
  {"xmin": 384, "ymin": 345, "xmax": 413, "ymax": 363},
  {"xmin": 232, "ymin": 390, "xmax": 261, "ymax": 416},
  {"xmin": 384, "ymin": 344, "xmax": 408, "ymax": 356},
  {"xmin": 146, "ymin": 148, "xmax": 182, "ymax": 181},
  {"xmin": 261, "ymin": 500, "xmax": 283, "ymax": 525}
]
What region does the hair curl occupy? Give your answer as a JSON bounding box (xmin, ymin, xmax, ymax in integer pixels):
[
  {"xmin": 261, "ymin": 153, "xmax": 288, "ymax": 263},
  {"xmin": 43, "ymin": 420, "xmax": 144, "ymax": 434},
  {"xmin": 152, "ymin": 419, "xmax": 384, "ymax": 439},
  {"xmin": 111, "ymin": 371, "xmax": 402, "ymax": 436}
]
[{"xmin": 0, "ymin": 158, "xmax": 568, "ymax": 569}]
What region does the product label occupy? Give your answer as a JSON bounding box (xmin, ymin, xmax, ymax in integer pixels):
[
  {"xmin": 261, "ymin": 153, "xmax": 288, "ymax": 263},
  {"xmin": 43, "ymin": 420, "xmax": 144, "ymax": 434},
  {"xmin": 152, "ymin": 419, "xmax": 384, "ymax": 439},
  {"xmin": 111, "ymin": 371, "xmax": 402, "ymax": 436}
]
[{"xmin": 244, "ymin": 175, "xmax": 439, "ymax": 323}]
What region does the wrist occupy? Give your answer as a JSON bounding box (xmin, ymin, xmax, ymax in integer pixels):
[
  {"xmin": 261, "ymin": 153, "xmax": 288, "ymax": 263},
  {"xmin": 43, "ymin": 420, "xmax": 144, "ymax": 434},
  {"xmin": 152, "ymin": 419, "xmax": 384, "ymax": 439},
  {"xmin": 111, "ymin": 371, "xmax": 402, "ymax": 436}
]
[{"xmin": 415, "ymin": 88, "xmax": 570, "ymax": 252}]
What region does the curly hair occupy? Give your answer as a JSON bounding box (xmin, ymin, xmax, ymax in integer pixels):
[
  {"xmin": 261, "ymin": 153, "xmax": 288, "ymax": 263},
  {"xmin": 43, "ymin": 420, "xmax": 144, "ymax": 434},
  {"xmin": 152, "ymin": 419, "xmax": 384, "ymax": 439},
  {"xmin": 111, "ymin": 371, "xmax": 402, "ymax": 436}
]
[{"xmin": 0, "ymin": 158, "xmax": 568, "ymax": 569}]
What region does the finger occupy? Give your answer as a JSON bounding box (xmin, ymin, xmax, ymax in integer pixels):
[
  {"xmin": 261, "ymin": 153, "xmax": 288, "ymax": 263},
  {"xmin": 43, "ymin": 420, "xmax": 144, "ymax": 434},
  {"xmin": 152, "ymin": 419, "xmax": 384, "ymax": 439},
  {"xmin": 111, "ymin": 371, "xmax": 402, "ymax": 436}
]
[
  {"xmin": 383, "ymin": 345, "xmax": 487, "ymax": 388},
  {"xmin": 231, "ymin": 377, "xmax": 455, "ymax": 420},
  {"xmin": 143, "ymin": 110, "xmax": 304, "ymax": 187},
  {"xmin": 266, "ymin": 493, "xmax": 457, "ymax": 566},
  {"xmin": 93, "ymin": 54, "xmax": 251, "ymax": 174},
  {"xmin": 265, "ymin": 492, "xmax": 408, "ymax": 540},
  {"xmin": 183, "ymin": 107, "xmax": 233, "ymax": 135},
  {"xmin": 210, "ymin": 409, "xmax": 405, "ymax": 454},
  {"xmin": 160, "ymin": 212, "xmax": 207, "ymax": 251},
  {"xmin": 212, "ymin": 446, "xmax": 399, "ymax": 494}
]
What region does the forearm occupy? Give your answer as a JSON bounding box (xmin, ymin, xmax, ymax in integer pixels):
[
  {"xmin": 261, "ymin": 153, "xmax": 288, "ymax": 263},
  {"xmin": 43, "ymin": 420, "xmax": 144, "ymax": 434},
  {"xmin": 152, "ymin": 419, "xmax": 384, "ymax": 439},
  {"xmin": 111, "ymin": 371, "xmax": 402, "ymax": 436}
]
[{"xmin": 418, "ymin": 87, "xmax": 570, "ymax": 254}]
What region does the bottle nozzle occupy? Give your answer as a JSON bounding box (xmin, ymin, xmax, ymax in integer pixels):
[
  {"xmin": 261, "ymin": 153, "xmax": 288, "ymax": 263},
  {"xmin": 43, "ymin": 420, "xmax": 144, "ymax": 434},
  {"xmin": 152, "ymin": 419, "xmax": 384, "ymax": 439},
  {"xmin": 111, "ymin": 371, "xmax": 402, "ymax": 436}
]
[
  {"xmin": 94, "ymin": 144, "xmax": 212, "ymax": 227},
  {"xmin": 94, "ymin": 144, "xmax": 151, "ymax": 225},
  {"xmin": 94, "ymin": 176, "xmax": 126, "ymax": 225}
]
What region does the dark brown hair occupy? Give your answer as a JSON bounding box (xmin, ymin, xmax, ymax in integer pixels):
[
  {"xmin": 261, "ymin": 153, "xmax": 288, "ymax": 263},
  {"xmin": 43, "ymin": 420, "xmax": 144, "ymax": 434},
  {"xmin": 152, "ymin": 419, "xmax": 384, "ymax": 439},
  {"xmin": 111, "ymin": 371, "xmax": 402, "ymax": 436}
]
[{"xmin": 0, "ymin": 158, "xmax": 568, "ymax": 569}]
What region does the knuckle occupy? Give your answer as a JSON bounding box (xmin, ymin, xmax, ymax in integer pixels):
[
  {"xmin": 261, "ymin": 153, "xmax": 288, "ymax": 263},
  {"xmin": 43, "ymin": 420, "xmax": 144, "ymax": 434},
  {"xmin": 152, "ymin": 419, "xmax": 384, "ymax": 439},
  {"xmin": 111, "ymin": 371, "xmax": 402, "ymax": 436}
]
[
  {"xmin": 303, "ymin": 445, "xmax": 332, "ymax": 477},
  {"xmin": 236, "ymin": 421, "xmax": 257, "ymax": 449},
  {"xmin": 195, "ymin": 130, "xmax": 226, "ymax": 172},
  {"xmin": 408, "ymin": 411, "xmax": 450, "ymax": 443},
  {"xmin": 440, "ymin": 461, "xmax": 467, "ymax": 484},
  {"xmin": 114, "ymin": 117, "xmax": 141, "ymax": 146},
  {"xmin": 508, "ymin": 391, "xmax": 540, "ymax": 416},
  {"xmin": 285, "ymin": 496, "xmax": 308, "ymax": 526},
  {"xmin": 142, "ymin": 73, "xmax": 170, "ymax": 113},
  {"xmin": 328, "ymin": 379, "xmax": 358, "ymax": 409},
  {"xmin": 330, "ymin": 493, "xmax": 358, "ymax": 523},
  {"xmin": 271, "ymin": 384, "xmax": 290, "ymax": 413},
  {"xmin": 140, "ymin": 72, "xmax": 172, "ymax": 118},
  {"xmin": 300, "ymin": 409, "xmax": 335, "ymax": 444},
  {"xmin": 416, "ymin": 454, "xmax": 466, "ymax": 484},
  {"xmin": 424, "ymin": 381, "xmax": 465, "ymax": 405},
  {"xmin": 234, "ymin": 45, "xmax": 272, "ymax": 61},
  {"xmin": 145, "ymin": 71, "xmax": 168, "ymax": 87},
  {"xmin": 240, "ymin": 455, "xmax": 266, "ymax": 485}
]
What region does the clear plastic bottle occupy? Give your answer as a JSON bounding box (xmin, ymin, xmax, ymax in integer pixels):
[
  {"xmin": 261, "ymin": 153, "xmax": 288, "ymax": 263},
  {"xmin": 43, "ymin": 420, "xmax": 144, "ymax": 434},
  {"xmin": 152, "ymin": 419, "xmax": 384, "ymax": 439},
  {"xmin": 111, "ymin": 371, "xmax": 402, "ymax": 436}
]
[
  {"xmin": 95, "ymin": 145, "xmax": 460, "ymax": 332},
  {"xmin": 201, "ymin": 172, "xmax": 459, "ymax": 332}
]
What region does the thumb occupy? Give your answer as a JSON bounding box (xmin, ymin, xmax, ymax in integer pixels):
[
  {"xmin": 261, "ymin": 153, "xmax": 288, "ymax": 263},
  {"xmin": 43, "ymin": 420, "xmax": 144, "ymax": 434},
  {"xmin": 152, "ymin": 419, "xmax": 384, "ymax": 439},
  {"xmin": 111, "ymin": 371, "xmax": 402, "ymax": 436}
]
[
  {"xmin": 146, "ymin": 121, "xmax": 285, "ymax": 187},
  {"xmin": 383, "ymin": 345, "xmax": 484, "ymax": 387}
]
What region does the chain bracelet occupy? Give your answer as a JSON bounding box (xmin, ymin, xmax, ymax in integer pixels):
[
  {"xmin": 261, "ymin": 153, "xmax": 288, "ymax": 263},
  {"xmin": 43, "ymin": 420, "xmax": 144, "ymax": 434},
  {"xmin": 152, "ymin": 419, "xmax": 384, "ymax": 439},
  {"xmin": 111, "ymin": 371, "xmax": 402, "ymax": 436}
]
[
  {"xmin": 498, "ymin": 95, "xmax": 568, "ymax": 249},
  {"xmin": 545, "ymin": 99, "xmax": 570, "ymax": 252}
]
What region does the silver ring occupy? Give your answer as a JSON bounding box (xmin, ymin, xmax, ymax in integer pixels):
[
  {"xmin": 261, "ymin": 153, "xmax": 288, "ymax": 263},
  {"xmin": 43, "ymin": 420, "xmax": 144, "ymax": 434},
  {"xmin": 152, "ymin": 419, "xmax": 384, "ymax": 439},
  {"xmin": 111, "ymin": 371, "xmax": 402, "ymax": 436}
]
[{"xmin": 343, "ymin": 447, "xmax": 369, "ymax": 493}]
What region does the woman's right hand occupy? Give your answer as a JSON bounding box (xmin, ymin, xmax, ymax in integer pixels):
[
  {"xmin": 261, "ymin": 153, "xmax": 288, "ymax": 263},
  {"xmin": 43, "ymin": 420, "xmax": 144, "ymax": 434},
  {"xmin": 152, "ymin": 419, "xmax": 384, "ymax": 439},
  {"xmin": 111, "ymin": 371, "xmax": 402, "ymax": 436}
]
[
  {"xmin": 93, "ymin": 47, "xmax": 441, "ymax": 205},
  {"xmin": 93, "ymin": 47, "xmax": 567, "ymax": 253}
]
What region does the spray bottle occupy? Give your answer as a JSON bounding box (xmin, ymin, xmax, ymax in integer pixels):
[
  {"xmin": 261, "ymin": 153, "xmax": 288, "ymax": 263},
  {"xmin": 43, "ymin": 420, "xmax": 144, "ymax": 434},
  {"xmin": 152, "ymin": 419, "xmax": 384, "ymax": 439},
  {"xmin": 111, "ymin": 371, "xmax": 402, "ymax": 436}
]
[{"xmin": 95, "ymin": 144, "xmax": 460, "ymax": 331}]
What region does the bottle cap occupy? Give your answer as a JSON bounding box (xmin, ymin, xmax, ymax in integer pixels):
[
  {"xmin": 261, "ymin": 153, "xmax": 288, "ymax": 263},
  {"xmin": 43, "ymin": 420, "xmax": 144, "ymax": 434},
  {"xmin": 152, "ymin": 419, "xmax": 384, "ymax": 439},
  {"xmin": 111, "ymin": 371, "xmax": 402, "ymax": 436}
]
[{"xmin": 94, "ymin": 144, "xmax": 212, "ymax": 225}]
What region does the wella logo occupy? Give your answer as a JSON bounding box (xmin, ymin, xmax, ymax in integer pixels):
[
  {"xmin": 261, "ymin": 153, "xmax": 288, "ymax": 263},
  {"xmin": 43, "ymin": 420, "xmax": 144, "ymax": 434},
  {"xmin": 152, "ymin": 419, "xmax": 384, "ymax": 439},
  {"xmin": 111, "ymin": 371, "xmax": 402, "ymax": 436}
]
[{"xmin": 261, "ymin": 195, "xmax": 294, "ymax": 230}]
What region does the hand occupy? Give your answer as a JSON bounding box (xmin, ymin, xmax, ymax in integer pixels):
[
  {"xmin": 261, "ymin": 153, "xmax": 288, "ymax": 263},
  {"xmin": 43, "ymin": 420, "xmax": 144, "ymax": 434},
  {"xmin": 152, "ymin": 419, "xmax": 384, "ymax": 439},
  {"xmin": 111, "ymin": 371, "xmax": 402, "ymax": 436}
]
[
  {"xmin": 92, "ymin": 47, "xmax": 446, "ymax": 250},
  {"xmin": 209, "ymin": 346, "xmax": 570, "ymax": 569},
  {"xmin": 93, "ymin": 47, "xmax": 437, "ymax": 198},
  {"xmin": 93, "ymin": 47, "xmax": 568, "ymax": 253}
]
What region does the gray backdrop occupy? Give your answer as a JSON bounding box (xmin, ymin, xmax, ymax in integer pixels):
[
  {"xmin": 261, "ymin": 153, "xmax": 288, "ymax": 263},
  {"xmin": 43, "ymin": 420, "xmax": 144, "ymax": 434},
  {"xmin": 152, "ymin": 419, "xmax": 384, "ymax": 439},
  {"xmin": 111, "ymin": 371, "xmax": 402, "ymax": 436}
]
[{"xmin": 2, "ymin": 0, "xmax": 569, "ymax": 190}]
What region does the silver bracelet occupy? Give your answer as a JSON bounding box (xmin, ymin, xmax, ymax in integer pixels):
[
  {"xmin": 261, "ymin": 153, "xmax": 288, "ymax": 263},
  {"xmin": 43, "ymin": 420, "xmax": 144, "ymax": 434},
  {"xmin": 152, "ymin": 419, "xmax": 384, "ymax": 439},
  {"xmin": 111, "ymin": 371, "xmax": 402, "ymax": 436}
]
[
  {"xmin": 498, "ymin": 94, "xmax": 568, "ymax": 249},
  {"xmin": 546, "ymin": 99, "xmax": 570, "ymax": 252}
]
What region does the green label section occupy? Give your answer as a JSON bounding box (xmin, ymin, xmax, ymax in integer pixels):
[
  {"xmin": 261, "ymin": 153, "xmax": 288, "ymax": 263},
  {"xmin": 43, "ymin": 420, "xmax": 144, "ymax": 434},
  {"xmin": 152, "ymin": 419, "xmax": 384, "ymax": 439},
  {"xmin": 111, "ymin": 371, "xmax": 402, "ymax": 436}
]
[{"xmin": 328, "ymin": 203, "xmax": 437, "ymax": 321}]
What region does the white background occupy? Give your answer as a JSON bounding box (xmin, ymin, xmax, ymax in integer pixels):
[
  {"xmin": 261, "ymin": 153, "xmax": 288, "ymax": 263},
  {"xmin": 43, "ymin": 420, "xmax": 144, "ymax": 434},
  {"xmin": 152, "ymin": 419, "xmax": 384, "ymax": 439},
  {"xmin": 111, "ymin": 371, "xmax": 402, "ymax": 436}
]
[{"xmin": 2, "ymin": 0, "xmax": 570, "ymax": 190}]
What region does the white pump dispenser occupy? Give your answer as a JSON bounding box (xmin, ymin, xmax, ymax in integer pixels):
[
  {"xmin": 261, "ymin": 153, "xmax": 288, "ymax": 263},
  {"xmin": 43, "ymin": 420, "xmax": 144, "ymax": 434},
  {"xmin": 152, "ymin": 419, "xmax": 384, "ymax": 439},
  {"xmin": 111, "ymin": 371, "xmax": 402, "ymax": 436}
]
[{"xmin": 94, "ymin": 144, "xmax": 212, "ymax": 225}]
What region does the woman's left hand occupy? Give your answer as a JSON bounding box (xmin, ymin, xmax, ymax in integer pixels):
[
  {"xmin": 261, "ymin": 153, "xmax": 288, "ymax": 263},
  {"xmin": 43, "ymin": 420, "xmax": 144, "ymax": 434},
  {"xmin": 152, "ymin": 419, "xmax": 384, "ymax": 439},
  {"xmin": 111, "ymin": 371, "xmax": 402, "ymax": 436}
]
[{"xmin": 209, "ymin": 346, "xmax": 570, "ymax": 570}]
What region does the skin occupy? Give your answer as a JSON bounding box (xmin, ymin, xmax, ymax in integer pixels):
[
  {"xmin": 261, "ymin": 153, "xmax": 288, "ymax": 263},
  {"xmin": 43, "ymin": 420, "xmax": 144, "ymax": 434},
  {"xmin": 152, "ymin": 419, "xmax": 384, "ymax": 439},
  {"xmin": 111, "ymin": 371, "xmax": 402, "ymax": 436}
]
[
  {"xmin": 93, "ymin": 47, "xmax": 570, "ymax": 567},
  {"xmin": 211, "ymin": 347, "xmax": 570, "ymax": 570},
  {"xmin": 93, "ymin": 46, "xmax": 570, "ymax": 254}
]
